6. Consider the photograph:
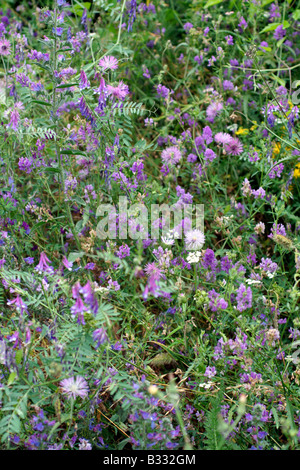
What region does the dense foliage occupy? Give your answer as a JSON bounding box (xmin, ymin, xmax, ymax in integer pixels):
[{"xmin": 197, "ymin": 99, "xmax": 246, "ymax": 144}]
[{"xmin": 0, "ymin": 0, "xmax": 300, "ymax": 450}]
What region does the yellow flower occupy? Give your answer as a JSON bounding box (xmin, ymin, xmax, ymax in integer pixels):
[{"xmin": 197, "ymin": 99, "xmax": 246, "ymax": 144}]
[
  {"xmin": 272, "ymin": 142, "xmax": 281, "ymax": 157},
  {"xmin": 235, "ymin": 127, "xmax": 249, "ymax": 136},
  {"xmin": 250, "ymin": 121, "xmax": 258, "ymax": 131},
  {"xmin": 294, "ymin": 163, "xmax": 300, "ymax": 179}
]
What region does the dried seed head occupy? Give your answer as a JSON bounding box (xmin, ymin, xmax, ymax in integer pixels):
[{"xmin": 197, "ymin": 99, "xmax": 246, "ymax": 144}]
[{"xmin": 273, "ymin": 233, "xmax": 294, "ymax": 250}]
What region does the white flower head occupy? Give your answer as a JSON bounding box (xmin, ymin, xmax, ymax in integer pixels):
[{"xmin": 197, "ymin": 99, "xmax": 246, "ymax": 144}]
[
  {"xmin": 246, "ymin": 278, "xmax": 262, "ymax": 285},
  {"xmin": 161, "ymin": 229, "xmax": 180, "ymax": 246},
  {"xmin": 266, "ymin": 272, "xmax": 276, "ymax": 279},
  {"xmin": 185, "ymin": 229, "xmax": 205, "ymax": 251},
  {"xmin": 187, "ymin": 251, "xmax": 202, "ymax": 264},
  {"xmin": 199, "ymin": 381, "xmax": 214, "ymax": 390}
]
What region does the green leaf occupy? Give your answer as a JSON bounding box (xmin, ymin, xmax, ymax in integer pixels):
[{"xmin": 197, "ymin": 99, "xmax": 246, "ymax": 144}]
[
  {"xmin": 57, "ymin": 83, "xmax": 78, "ymax": 89},
  {"xmin": 7, "ymin": 372, "xmax": 17, "ymax": 385},
  {"xmin": 68, "ymin": 252, "xmax": 85, "ymax": 263},
  {"xmin": 31, "ymin": 100, "xmax": 52, "ymax": 107},
  {"xmin": 73, "ymin": 196, "xmax": 86, "ymax": 206},
  {"xmin": 276, "ymin": 38, "xmax": 286, "ymax": 49},
  {"xmin": 43, "ymin": 166, "xmax": 61, "ymax": 174},
  {"xmin": 15, "ymin": 349, "xmax": 23, "ymax": 365},
  {"xmin": 292, "ymin": 10, "xmax": 300, "ymax": 21},
  {"xmin": 272, "ymin": 406, "xmax": 280, "ymax": 429},
  {"xmin": 260, "ymin": 20, "xmax": 290, "ymax": 34},
  {"xmin": 72, "ymin": 2, "xmax": 91, "ymax": 17},
  {"xmin": 204, "ymin": 0, "xmax": 223, "ymax": 7},
  {"xmin": 257, "ymin": 46, "xmax": 271, "ymax": 53},
  {"xmin": 61, "ymin": 149, "xmax": 87, "ymax": 156}
]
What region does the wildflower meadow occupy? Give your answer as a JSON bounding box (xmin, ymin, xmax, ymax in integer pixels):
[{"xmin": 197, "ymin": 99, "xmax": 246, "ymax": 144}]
[{"xmin": 0, "ymin": 0, "xmax": 300, "ymax": 453}]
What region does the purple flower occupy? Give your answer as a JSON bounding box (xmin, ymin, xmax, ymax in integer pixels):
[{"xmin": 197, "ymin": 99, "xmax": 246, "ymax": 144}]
[
  {"xmin": 143, "ymin": 274, "xmax": 160, "ymax": 300},
  {"xmin": 7, "ymin": 295, "xmax": 28, "ymax": 315},
  {"xmin": 214, "ymin": 132, "xmax": 232, "ymax": 144},
  {"xmin": 236, "ymin": 284, "xmax": 252, "ymax": 312},
  {"xmin": 202, "ymin": 126, "xmax": 213, "ymax": 144},
  {"xmin": 81, "ymin": 281, "xmax": 99, "ymax": 315},
  {"xmin": 238, "ymin": 17, "xmax": 248, "ymax": 30},
  {"xmin": 206, "ymin": 102, "xmax": 223, "ymax": 123},
  {"xmin": 208, "ymin": 289, "xmax": 228, "ymax": 311},
  {"xmin": 268, "ymin": 161, "xmax": 284, "ymax": 179},
  {"xmin": 107, "ymin": 81, "xmax": 129, "ymax": 101},
  {"xmin": 259, "ymin": 41, "xmax": 269, "ymax": 52},
  {"xmin": 27, "ymin": 49, "xmax": 49, "ymax": 62},
  {"xmin": 183, "ymin": 22, "xmax": 193, "ymax": 32},
  {"xmin": 53, "ymin": 27, "xmax": 64, "ymax": 36},
  {"xmin": 224, "ymin": 137, "xmax": 243, "ymax": 156},
  {"xmin": 8, "ymin": 331, "xmax": 22, "ymax": 349},
  {"xmin": 273, "ymin": 25, "xmax": 286, "ymax": 40},
  {"xmin": 60, "ymin": 376, "xmax": 89, "ymax": 400},
  {"xmin": 7, "ymin": 109, "xmax": 20, "ymax": 131},
  {"xmin": 251, "ymin": 187, "xmax": 265, "ymax": 199},
  {"xmin": 99, "ymin": 55, "xmax": 118, "ymax": 71},
  {"xmin": 35, "ymin": 252, "xmax": 54, "ymax": 274},
  {"xmin": 95, "ymin": 77, "xmax": 108, "ymax": 115},
  {"xmin": 269, "ymin": 3, "xmax": 280, "ymax": 20},
  {"xmin": 142, "ymin": 65, "xmax": 151, "ymax": 78},
  {"xmin": 156, "ymin": 84, "xmax": 173, "ymax": 100},
  {"xmin": 208, "ymin": 56, "xmax": 216, "ymax": 67},
  {"xmin": 78, "ymin": 97, "xmax": 96, "ymax": 127},
  {"xmin": 18, "ymin": 157, "xmax": 33, "ymax": 173},
  {"xmin": 115, "ymin": 244, "xmax": 130, "ymax": 259},
  {"xmin": 111, "ymin": 341, "xmax": 123, "ymax": 351},
  {"xmin": 243, "ymin": 79, "xmax": 253, "ymax": 91},
  {"xmin": 194, "ymin": 55, "xmax": 203, "ymax": 65},
  {"xmin": 204, "ymin": 366, "xmax": 216, "ymax": 378},
  {"xmin": 223, "ymin": 80, "xmax": 234, "ymax": 91},
  {"xmin": 78, "ymin": 438, "xmax": 92, "ymax": 450},
  {"xmin": 187, "ymin": 153, "xmax": 197, "ymax": 162},
  {"xmin": 268, "ymin": 223, "xmax": 286, "ymax": 239},
  {"xmin": 108, "ymin": 279, "xmax": 120, "ymax": 291},
  {"xmin": 127, "ymin": 0, "xmax": 137, "ymax": 32},
  {"xmin": 225, "ymin": 35, "xmax": 234, "ymax": 45},
  {"xmin": 161, "ymin": 146, "xmax": 182, "ymax": 165},
  {"xmin": 0, "ymin": 38, "xmax": 11, "ymax": 56},
  {"xmin": 85, "ymin": 262, "xmax": 95, "ymax": 270},
  {"xmin": 79, "ymin": 69, "xmax": 90, "ymax": 90},
  {"xmin": 92, "ymin": 328, "xmax": 108, "ymax": 347},
  {"xmin": 259, "ymin": 257, "xmax": 278, "ymax": 274},
  {"xmin": 16, "ymin": 73, "xmax": 31, "ymax": 87},
  {"xmin": 71, "ymin": 296, "xmax": 86, "ymax": 325},
  {"xmin": 276, "ymin": 86, "xmax": 287, "ymax": 96},
  {"xmin": 204, "ymin": 148, "xmax": 217, "ymax": 163},
  {"xmin": 62, "ymin": 256, "xmax": 73, "ymax": 271}
]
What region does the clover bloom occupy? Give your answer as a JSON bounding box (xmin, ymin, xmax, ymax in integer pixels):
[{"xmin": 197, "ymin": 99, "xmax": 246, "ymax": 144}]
[
  {"xmin": 99, "ymin": 55, "xmax": 118, "ymax": 71},
  {"xmin": 60, "ymin": 376, "xmax": 89, "ymax": 400},
  {"xmin": 0, "ymin": 39, "xmax": 11, "ymax": 56},
  {"xmin": 185, "ymin": 229, "xmax": 205, "ymax": 251}
]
